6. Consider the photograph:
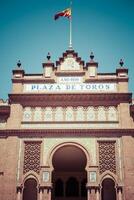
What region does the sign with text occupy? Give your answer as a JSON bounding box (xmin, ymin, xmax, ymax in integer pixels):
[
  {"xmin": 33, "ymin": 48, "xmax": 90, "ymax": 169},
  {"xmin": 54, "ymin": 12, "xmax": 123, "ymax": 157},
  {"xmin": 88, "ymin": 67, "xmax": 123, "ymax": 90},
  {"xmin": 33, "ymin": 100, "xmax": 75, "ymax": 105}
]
[
  {"xmin": 24, "ymin": 83, "xmax": 117, "ymax": 93},
  {"xmin": 58, "ymin": 76, "xmax": 82, "ymax": 83}
]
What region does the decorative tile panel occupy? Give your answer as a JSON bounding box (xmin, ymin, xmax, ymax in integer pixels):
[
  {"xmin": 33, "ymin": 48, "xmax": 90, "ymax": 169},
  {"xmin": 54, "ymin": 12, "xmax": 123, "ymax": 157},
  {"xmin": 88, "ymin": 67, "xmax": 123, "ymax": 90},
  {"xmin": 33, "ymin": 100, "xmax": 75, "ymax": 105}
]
[
  {"xmin": 76, "ymin": 107, "xmax": 85, "ymax": 121},
  {"xmin": 54, "ymin": 107, "xmax": 64, "ymax": 121},
  {"xmin": 23, "ymin": 107, "xmax": 32, "ymax": 121},
  {"xmin": 22, "ymin": 106, "xmax": 118, "ymax": 123},
  {"xmin": 98, "ymin": 141, "xmax": 116, "ymax": 174},
  {"xmin": 87, "ymin": 107, "xmax": 96, "ymax": 121},
  {"xmin": 23, "ymin": 141, "xmax": 41, "ymax": 174},
  {"xmin": 65, "ymin": 107, "xmax": 74, "ymax": 121},
  {"xmin": 97, "ymin": 107, "xmax": 106, "ymax": 121},
  {"xmin": 33, "ymin": 107, "xmax": 42, "ymax": 121},
  {"xmin": 44, "ymin": 107, "xmax": 53, "ymax": 121},
  {"xmin": 107, "ymin": 107, "xmax": 118, "ymax": 121}
]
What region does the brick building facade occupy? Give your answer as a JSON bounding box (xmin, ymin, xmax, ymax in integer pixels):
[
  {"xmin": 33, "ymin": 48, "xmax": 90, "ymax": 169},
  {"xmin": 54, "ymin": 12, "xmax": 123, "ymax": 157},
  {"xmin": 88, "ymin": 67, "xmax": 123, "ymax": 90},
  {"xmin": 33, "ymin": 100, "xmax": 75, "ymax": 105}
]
[{"xmin": 0, "ymin": 50, "xmax": 134, "ymax": 200}]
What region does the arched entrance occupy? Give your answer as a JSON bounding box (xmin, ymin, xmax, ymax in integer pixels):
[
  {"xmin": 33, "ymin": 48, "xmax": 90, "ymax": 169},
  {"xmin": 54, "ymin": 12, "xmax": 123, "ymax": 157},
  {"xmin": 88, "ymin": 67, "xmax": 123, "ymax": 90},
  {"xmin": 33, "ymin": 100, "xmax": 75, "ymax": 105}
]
[
  {"xmin": 101, "ymin": 178, "xmax": 116, "ymax": 200},
  {"xmin": 52, "ymin": 144, "xmax": 87, "ymax": 200},
  {"xmin": 23, "ymin": 178, "xmax": 37, "ymax": 200}
]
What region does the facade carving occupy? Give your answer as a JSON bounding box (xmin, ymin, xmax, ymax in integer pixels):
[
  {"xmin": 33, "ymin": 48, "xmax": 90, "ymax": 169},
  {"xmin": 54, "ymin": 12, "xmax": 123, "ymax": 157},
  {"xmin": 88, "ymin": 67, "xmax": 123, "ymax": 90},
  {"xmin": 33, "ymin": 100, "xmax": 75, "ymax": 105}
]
[
  {"xmin": 87, "ymin": 107, "xmax": 96, "ymax": 121},
  {"xmin": 108, "ymin": 107, "xmax": 118, "ymax": 121},
  {"xmin": 43, "ymin": 138, "xmax": 96, "ymax": 166},
  {"xmin": 65, "ymin": 107, "xmax": 74, "ymax": 121},
  {"xmin": 60, "ymin": 57, "xmax": 81, "ymax": 71},
  {"xmin": 23, "ymin": 141, "xmax": 41, "ymax": 174},
  {"xmin": 22, "ymin": 106, "xmax": 118, "ymax": 122},
  {"xmin": 23, "ymin": 107, "xmax": 32, "ymax": 121},
  {"xmin": 76, "ymin": 107, "xmax": 85, "ymax": 121},
  {"xmin": 98, "ymin": 141, "xmax": 116, "ymax": 174},
  {"xmin": 44, "ymin": 107, "xmax": 53, "ymax": 121},
  {"xmin": 98, "ymin": 107, "xmax": 106, "ymax": 121},
  {"xmin": 54, "ymin": 107, "xmax": 64, "ymax": 121},
  {"xmin": 33, "ymin": 107, "xmax": 42, "ymax": 121}
]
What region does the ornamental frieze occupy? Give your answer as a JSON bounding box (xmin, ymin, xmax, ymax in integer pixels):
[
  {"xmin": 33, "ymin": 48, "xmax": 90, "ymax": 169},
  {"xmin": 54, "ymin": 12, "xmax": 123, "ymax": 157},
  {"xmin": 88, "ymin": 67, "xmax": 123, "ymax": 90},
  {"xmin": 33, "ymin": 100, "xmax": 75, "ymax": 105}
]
[{"xmin": 22, "ymin": 106, "xmax": 118, "ymax": 123}]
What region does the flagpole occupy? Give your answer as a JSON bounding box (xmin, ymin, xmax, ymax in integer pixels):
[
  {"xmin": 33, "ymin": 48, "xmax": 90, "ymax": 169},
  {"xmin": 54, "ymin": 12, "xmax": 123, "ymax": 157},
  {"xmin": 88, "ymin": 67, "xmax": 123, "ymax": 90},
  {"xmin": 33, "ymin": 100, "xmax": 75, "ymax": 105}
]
[{"xmin": 69, "ymin": 0, "xmax": 73, "ymax": 49}]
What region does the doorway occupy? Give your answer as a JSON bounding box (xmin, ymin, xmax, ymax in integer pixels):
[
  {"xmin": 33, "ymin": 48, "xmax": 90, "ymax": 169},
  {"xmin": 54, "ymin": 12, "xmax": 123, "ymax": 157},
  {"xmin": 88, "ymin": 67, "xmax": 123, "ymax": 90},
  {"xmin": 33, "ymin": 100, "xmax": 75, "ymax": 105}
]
[
  {"xmin": 23, "ymin": 178, "xmax": 37, "ymax": 200},
  {"xmin": 101, "ymin": 178, "xmax": 116, "ymax": 200},
  {"xmin": 52, "ymin": 145, "xmax": 87, "ymax": 200}
]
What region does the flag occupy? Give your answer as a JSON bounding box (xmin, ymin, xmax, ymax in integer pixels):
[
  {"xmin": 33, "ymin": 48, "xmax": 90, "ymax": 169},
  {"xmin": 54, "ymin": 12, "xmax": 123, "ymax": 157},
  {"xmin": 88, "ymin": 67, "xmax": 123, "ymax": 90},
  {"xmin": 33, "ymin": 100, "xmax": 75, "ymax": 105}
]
[{"xmin": 54, "ymin": 8, "xmax": 71, "ymax": 20}]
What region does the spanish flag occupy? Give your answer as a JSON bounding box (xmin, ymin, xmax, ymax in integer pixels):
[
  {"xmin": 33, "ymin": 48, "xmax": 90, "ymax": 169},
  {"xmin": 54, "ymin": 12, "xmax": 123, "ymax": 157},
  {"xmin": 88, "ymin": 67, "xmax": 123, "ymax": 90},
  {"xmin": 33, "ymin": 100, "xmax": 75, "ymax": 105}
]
[{"xmin": 54, "ymin": 8, "xmax": 71, "ymax": 20}]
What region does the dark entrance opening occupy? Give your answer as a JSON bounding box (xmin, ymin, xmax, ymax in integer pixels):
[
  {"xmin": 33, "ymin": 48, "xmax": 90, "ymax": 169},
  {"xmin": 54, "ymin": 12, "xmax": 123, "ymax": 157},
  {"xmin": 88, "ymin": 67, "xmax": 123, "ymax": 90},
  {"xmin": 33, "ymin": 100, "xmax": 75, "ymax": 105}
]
[
  {"xmin": 101, "ymin": 178, "xmax": 116, "ymax": 200},
  {"xmin": 52, "ymin": 145, "xmax": 87, "ymax": 200},
  {"xmin": 55, "ymin": 179, "xmax": 64, "ymax": 197},
  {"xmin": 23, "ymin": 178, "xmax": 37, "ymax": 200},
  {"xmin": 66, "ymin": 177, "xmax": 79, "ymax": 197}
]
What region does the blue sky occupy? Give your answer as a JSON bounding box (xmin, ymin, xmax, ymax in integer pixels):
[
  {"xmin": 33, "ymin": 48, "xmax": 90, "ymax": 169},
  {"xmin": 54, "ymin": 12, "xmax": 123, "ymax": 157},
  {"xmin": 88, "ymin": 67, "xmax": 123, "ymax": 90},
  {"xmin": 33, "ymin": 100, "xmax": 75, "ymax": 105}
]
[{"xmin": 0, "ymin": 0, "xmax": 134, "ymax": 100}]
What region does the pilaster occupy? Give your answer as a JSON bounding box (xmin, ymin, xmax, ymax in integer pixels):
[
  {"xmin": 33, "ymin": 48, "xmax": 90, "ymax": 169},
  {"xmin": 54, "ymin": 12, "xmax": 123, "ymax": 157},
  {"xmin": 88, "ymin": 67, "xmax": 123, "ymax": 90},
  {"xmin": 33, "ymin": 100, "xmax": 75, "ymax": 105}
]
[
  {"xmin": 119, "ymin": 103, "xmax": 131, "ymax": 128},
  {"xmin": 87, "ymin": 185, "xmax": 100, "ymax": 200},
  {"xmin": 6, "ymin": 103, "xmax": 23, "ymax": 129}
]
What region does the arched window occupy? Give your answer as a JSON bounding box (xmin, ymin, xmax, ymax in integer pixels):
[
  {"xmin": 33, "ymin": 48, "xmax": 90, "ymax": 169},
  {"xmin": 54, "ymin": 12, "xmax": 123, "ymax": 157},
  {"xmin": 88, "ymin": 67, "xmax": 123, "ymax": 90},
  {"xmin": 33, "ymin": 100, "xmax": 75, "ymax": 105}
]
[
  {"xmin": 101, "ymin": 178, "xmax": 116, "ymax": 200},
  {"xmin": 23, "ymin": 178, "xmax": 37, "ymax": 200},
  {"xmin": 55, "ymin": 179, "xmax": 64, "ymax": 197},
  {"xmin": 66, "ymin": 177, "xmax": 79, "ymax": 197},
  {"xmin": 81, "ymin": 179, "xmax": 87, "ymax": 197}
]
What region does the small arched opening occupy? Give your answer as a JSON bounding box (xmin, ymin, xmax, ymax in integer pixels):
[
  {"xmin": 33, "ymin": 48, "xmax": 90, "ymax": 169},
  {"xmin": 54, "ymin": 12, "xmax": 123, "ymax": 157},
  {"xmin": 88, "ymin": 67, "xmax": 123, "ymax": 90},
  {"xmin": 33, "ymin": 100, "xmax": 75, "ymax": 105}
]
[
  {"xmin": 23, "ymin": 178, "xmax": 37, "ymax": 200},
  {"xmin": 101, "ymin": 178, "xmax": 116, "ymax": 200},
  {"xmin": 66, "ymin": 177, "xmax": 79, "ymax": 197}
]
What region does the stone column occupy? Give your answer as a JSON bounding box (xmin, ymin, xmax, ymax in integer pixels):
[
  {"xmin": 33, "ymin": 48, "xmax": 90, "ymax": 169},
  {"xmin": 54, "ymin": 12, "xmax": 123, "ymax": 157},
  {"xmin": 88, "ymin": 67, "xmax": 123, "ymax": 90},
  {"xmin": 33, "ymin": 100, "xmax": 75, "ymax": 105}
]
[
  {"xmin": 16, "ymin": 185, "xmax": 23, "ymax": 200},
  {"xmin": 117, "ymin": 186, "xmax": 123, "ymax": 200},
  {"xmin": 87, "ymin": 187, "xmax": 95, "ymax": 200},
  {"xmin": 86, "ymin": 169, "xmax": 99, "ymax": 200},
  {"xmin": 87, "ymin": 186, "xmax": 100, "ymax": 200},
  {"xmin": 87, "ymin": 186, "xmax": 99, "ymax": 200},
  {"xmin": 39, "ymin": 186, "xmax": 52, "ymax": 200},
  {"xmin": 96, "ymin": 187, "xmax": 100, "ymax": 200},
  {"xmin": 40, "ymin": 168, "xmax": 53, "ymax": 200},
  {"xmin": 44, "ymin": 187, "xmax": 52, "ymax": 200},
  {"xmin": 39, "ymin": 187, "xmax": 43, "ymax": 200}
]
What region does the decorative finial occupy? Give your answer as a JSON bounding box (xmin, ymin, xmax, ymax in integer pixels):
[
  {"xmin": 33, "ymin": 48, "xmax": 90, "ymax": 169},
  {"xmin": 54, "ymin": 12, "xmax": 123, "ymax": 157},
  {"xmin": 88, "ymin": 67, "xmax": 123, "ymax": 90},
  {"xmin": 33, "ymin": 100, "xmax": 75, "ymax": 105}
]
[
  {"xmin": 47, "ymin": 52, "xmax": 51, "ymax": 61},
  {"xmin": 17, "ymin": 60, "xmax": 21, "ymax": 68},
  {"xmin": 119, "ymin": 59, "xmax": 124, "ymax": 67},
  {"xmin": 90, "ymin": 52, "xmax": 94, "ymax": 60}
]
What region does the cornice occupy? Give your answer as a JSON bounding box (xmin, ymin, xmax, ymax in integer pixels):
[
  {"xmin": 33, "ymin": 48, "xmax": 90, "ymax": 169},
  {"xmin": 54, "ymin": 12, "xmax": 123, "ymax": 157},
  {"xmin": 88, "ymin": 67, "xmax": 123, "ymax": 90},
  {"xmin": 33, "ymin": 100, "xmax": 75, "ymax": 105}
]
[
  {"xmin": 12, "ymin": 76, "xmax": 128, "ymax": 84},
  {"xmin": 8, "ymin": 93, "xmax": 132, "ymax": 107},
  {"xmin": 85, "ymin": 77, "xmax": 128, "ymax": 83},
  {"xmin": 12, "ymin": 69, "xmax": 25, "ymax": 76},
  {"xmin": 86, "ymin": 61, "xmax": 98, "ymax": 68},
  {"xmin": 12, "ymin": 78, "xmax": 56, "ymax": 84},
  {"xmin": 0, "ymin": 128, "xmax": 134, "ymax": 138},
  {"xmin": 42, "ymin": 63, "xmax": 54, "ymax": 68},
  {"xmin": 55, "ymin": 71, "xmax": 85, "ymax": 76},
  {"xmin": 116, "ymin": 68, "xmax": 128, "ymax": 74},
  {"xmin": 0, "ymin": 105, "xmax": 10, "ymax": 119}
]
